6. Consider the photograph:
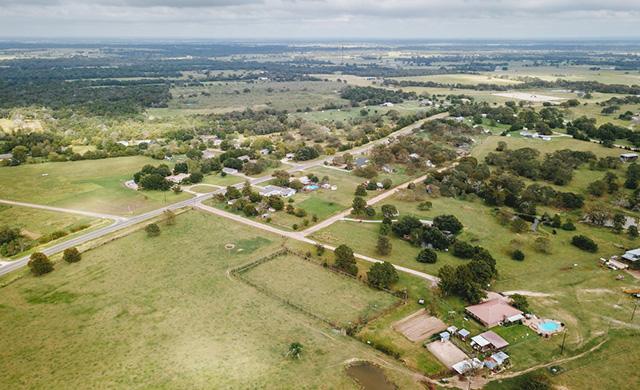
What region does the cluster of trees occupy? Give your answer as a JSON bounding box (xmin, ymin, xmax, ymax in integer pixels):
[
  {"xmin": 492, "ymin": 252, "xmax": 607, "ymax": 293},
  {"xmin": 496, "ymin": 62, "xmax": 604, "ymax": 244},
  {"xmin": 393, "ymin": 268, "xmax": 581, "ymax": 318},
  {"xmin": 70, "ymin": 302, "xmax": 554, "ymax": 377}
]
[
  {"xmin": 485, "ymin": 147, "xmax": 596, "ymax": 185},
  {"xmin": 449, "ymin": 102, "xmax": 566, "ymax": 134},
  {"xmin": 133, "ymin": 164, "xmax": 173, "ymax": 191},
  {"xmin": 340, "ymin": 86, "xmax": 417, "ymax": 106},
  {"xmin": 0, "ymin": 79, "xmax": 170, "ymax": 117},
  {"xmin": 567, "ymin": 116, "xmax": 640, "ymax": 146},
  {"xmin": 431, "ymin": 157, "xmax": 585, "ymax": 218},
  {"xmin": 0, "ymin": 225, "xmax": 30, "ymax": 257},
  {"xmin": 437, "ymin": 245, "xmax": 498, "ymax": 303}
]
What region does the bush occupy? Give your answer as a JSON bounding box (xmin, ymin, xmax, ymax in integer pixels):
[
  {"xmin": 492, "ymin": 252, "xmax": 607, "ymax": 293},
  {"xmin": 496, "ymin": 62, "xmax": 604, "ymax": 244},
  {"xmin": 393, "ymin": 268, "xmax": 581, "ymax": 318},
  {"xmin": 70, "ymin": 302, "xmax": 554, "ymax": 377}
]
[
  {"xmin": 511, "ymin": 249, "xmax": 525, "ymax": 261},
  {"xmin": 452, "ymin": 240, "xmax": 475, "ymax": 259},
  {"xmin": 510, "ymin": 294, "xmax": 530, "ymax": 313},
  {"xmin": 145, "ymin": 223, "xmax": 160, "ymax": 237},
  {"xmin": 416, "ymin": 248, "xmax": 437, "ymax": 263},
  {"xmin": 561, "ymin": 221, "xmax": 576, "ymax": 231},
  {"xmin": 571, "ymin": 235, "xmax": 598, "ymax": 252},
  {"xmin": 63, "ymin": 247, "xmax": 81, "ymax": 263},
  {"xmin": 433, "ymin": 215, "xmax": 463, "ymax": 235},
  {"xmin": 28, "ymin": 252, "xmax": 53, "ymax": 276},
  {"xmin": 376, "ymin": 235, "xmax": 392, "ymax": 255}
]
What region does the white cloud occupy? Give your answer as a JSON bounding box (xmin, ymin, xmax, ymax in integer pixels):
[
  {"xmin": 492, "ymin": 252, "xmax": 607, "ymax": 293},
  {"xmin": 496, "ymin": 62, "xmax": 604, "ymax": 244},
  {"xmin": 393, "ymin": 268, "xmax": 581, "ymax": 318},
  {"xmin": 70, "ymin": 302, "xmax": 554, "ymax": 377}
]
[{"xmin": 0, "ymin": 0, "xmax": 638, "ymax": 38}]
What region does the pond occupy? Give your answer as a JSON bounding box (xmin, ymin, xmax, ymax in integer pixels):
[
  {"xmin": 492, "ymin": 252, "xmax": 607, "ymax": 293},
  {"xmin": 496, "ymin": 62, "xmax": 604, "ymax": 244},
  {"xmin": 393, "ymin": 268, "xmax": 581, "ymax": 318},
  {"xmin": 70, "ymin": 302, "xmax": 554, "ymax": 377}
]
[{"xmin": 346, "ymin": 361, "xmax": 397, "ymax": 390}]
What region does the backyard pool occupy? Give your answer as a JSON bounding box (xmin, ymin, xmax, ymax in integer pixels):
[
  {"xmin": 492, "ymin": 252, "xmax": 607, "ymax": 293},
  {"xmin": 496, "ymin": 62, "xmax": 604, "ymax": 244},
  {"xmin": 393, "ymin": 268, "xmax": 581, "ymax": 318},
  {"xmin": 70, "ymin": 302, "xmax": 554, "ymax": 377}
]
[{"xmin": 539, "ymin": 320, "xmax": 560, "ymax": 333}]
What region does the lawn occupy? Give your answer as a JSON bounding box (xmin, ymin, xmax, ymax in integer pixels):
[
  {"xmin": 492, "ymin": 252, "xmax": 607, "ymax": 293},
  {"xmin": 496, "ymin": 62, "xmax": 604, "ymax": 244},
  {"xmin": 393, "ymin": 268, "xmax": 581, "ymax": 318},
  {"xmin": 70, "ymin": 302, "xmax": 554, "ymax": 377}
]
[
  {"xmin": 240, "ymin": 253, "xmax": 399, "ymax": 327},
  {"xmin": 0, "ymin": 211, "xmax": 422, "ymax": 389},
  {"xmin": 202, "ymin": 171, "xmax": 244, "ymax": 187},
  {"xmin": 0, "ymin": 156, "xmax": 191, "ymax": 216}
]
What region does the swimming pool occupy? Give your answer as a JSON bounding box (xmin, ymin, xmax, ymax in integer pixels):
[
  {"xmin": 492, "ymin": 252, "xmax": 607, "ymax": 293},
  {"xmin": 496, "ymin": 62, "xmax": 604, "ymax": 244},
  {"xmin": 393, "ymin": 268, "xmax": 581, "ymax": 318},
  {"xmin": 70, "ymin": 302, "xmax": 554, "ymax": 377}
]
[
  {"xmin": 539, "ymin": 321, "xmax": 560, "ymax": 333},
  {"xmin": 306, "ymin": 185, "xmax": 319, "ymax": 190}
]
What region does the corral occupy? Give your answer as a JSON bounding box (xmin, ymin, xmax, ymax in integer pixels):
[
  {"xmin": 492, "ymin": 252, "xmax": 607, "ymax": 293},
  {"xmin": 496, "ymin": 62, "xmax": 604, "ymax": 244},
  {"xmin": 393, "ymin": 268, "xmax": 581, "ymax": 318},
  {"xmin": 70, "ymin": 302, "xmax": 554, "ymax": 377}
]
[{"xmin": 393, "ymin": 309, "xmax": 447, "ymax": 342}]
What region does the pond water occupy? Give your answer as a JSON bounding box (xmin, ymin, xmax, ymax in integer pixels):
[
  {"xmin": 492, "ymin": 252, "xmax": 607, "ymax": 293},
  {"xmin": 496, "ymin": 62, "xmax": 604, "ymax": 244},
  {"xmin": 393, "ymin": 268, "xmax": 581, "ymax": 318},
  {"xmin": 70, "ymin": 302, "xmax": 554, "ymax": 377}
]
[{"xmin": 346, "ymin": 362, "xmax": 396, "ymax": 390}]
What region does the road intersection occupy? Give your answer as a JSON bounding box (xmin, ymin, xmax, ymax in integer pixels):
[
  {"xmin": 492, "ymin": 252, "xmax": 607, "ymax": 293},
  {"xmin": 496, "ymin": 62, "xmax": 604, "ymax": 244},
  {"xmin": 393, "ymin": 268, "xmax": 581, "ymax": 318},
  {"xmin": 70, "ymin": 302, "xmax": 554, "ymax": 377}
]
[{"xmin": 0, "ymin": 112, "xmax": 448, "ymax": 284}]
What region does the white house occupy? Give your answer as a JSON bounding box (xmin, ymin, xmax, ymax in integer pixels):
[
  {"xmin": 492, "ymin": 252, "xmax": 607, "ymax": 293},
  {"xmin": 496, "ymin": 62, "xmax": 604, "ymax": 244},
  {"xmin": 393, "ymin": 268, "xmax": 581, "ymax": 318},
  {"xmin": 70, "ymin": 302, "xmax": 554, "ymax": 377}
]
[
  {"xmin": 259, "ymin": 185, "xmax": 296, "ymax": 198},
  {"xmin": 166, "ymin": 173, "xmax": 189, "ymax": 184},
  {"xmin": 222, "ymin": 167, "xmax": 238, "ymax": 175}
]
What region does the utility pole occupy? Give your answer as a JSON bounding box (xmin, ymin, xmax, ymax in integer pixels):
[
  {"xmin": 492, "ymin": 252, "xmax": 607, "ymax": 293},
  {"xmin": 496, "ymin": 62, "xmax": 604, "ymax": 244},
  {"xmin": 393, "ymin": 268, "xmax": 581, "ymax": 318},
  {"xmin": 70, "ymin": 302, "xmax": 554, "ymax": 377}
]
[
  {"xmin": 632, "ymin": 301, "xmax": 638, "ymax": 322},
  {"xmin": 560, "ymin": 330, "xmax": 567, "ymax": 355}
]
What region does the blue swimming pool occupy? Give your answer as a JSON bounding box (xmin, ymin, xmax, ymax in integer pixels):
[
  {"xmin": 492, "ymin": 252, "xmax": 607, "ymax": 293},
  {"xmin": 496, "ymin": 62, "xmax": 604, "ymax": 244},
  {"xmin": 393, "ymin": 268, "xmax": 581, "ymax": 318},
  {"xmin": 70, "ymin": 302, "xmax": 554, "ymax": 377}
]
[
  {"xmin": 306, "ymin": 185, "xmax": 319, "ymax": 190},
  {"xmin": 539, "ymin": 321, "xmax": 560, "ymax": 332}
]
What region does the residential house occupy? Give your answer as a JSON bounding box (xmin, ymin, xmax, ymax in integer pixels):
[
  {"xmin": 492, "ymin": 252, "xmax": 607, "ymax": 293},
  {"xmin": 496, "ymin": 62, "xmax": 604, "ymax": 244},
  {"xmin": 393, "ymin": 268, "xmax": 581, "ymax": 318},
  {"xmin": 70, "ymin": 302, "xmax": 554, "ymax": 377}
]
[
  {"xmin": 222, "ymin": 167, "xmax": 238, "ymax": 175},
  {"xmin": 620, "ymin": 153, "xmax": 639, "ymax": 163},
  {"xmin": 166, "ymin": 173, "xmax": 190, "ymax": 184},
  {"xmin": 259, "ymin": 185, "xmax": 296, "ymax": 198},
  {"xmin": 465, "ymin": 298, "xmax": 523, "ymax": 328},
  {"xmin": 621, "ymin": 248, "xmax": 640, "ymax": 264}
]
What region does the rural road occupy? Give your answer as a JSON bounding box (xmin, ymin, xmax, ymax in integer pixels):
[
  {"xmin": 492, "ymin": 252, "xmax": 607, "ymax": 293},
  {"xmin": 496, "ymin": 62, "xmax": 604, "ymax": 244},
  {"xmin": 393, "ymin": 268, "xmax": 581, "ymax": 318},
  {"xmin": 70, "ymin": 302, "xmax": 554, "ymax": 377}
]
[
  {"xmin": 0, "ymin": 194, "xmax": 214, "ymax": 276},
  {"xmin": 194, "ymin": 202, "xmax": 440, "ymax": 285},
  {"xmin": 0, "ymin": 112, "xmax": 448, "ymax": 282},
  {"xmin": 0, "ymin": 199, "xmax": 127, "ymax": 221}
]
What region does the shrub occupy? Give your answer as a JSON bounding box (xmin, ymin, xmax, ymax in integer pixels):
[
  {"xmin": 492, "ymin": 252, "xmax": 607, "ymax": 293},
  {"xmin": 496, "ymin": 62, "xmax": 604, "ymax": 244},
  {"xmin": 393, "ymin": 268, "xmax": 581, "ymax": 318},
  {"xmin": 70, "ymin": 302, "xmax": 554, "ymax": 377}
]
[
  {"xmin": 145, "ymin": 223, "xmax": 160, "ymax": 237},
  {"xmin": 416, "ymin": 248, "xmax": 437, "ymax": 263},
  {"xmin": 511, "ymin": 249, "xmax": 525, "ymax": 261},
  {"xmin": 433, "ymin": 215, "xmax": 463, "ymax": 235},
  {"xmin": 452, "ymin": 240, "xmax": 475, "ymax": 259},
  {"xmin": 28, "ymin": 252, "xmax": 53, "ymax": 276},
  {"xmin": 63, "ymin": 247, "xmax": 81, "ymax": 263},
  {"xmin": 376, "ymin": 235, "xmax": 392, "ymax": 255},
  {"xmin": 561, "ymin": 221, "xmax": 576, "ymax": 231},
  {"xmin": 571, "ymin": 235, "xmax": 598, "ymax": 252}
]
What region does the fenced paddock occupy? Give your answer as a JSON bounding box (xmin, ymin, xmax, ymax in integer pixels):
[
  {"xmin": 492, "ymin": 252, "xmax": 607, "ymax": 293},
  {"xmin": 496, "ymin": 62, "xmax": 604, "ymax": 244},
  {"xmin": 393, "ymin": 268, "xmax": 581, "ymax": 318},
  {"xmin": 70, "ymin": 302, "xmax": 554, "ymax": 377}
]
[{"xmin": 233, "ymin": 249, "xmax": 401, "ymax": 328}]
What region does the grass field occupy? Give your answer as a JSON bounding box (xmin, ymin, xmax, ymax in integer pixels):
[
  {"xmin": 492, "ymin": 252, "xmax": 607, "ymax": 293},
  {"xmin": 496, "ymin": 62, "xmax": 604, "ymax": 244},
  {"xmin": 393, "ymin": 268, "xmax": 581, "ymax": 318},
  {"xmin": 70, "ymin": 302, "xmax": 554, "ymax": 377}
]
[
  {"xmin": 470, "ymin": 135, "xmax": 622, "ymax": 161},
  {"xmin": 0, "ymin": 156, "xmax": 191, "ymax": 215},
  {"xmin": 0, "ymin": 204, "xmax": 96, "ymax": 240},
  {"xmin": 0, "ymin": 211, "xmax": 422, "ymax": 389},
  {"xmin": 389, "ymin": 74, "xmax": 522, "ymax": 86},
  {"xmin": 166, "ymin": 80, "xmax": 348, "ymax": 113},
  {"xmin": 241, "ymin": 253, "xmax": 399, "ymax": 327}
]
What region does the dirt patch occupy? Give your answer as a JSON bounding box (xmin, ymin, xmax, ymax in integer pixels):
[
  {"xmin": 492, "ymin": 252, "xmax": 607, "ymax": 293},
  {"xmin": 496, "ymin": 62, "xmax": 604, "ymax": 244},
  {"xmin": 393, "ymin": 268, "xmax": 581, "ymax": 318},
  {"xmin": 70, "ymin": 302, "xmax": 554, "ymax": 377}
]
[
  {"xmin": 426, "ymin": 340, "xmax": 468, "ymax": 368},
  {"xmin": 393, "ymin": 309, "xmax": 447, "ymax": 342},
  {"xmin": 502, "ymin": 290, "xmax": 553, "ymax": 298},
  {"xmin": 626, "ymin": 269, "xmax": 640, "ymax": 280}
]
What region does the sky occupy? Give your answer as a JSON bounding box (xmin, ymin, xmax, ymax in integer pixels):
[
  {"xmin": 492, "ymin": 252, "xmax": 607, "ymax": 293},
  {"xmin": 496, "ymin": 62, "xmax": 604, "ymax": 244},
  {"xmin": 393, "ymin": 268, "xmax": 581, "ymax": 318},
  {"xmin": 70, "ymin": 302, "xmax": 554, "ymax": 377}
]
[{"xmin": 0, "ymin": 0, "xmax": 638, "ymax": 40}]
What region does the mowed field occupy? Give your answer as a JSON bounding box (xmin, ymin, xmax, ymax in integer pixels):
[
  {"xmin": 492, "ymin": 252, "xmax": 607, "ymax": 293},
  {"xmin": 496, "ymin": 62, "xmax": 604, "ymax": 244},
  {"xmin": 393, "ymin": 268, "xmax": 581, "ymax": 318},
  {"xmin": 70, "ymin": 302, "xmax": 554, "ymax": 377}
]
[
  {"xmin": 0, "ymin": 156, "xmax": 191, "ymax": 216},
  {"xmin": 241, "ymin": 253, "xmax": 399, "ymax": 327},
  {"xmin": 0, "ymin": 211, "xmax": 421, "ymax": 389}
]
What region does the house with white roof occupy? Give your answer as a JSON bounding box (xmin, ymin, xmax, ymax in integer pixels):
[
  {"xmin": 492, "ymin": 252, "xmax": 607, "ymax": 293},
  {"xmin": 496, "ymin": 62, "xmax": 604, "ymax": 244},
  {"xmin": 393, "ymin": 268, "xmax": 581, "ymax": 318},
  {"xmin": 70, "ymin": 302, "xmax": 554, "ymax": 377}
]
[{"xmin": 259, "ymin": 185, "xmax": 296, "ymax": 198}]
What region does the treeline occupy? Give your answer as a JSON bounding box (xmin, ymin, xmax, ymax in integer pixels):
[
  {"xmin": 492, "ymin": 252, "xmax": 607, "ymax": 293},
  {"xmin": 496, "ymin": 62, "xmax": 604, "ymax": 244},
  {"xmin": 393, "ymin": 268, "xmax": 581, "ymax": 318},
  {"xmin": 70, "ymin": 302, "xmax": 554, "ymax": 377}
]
[
  {"xmin": 385, "ymin": 77, "xmax": 640, "ymax": 95},
  {"xmin": 429, "ymin": 155, "xmax": 587, "ymax": 218},
  {"xmin": 568, "ymin": 116, "xmax": 640, "ymax": 146}
]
